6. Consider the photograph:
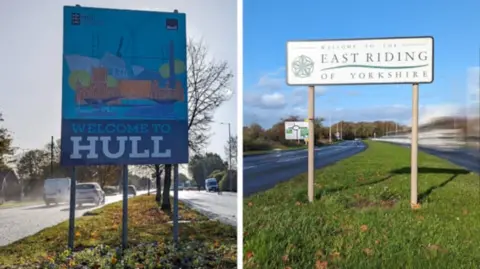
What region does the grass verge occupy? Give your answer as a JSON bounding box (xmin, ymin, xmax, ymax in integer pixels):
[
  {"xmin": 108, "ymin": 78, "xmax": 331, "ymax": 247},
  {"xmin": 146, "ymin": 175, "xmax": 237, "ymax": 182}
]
[
  {"xmin": 0, "ymin": 195, "xmax": 236, "ymax": 268},
  {"xmin": 0, "ymin": 200, "xmax": 42, "ymax": 209},
  {"xmin": 244, "ymin": 141, "xmax": 480, "ymax": 268}
]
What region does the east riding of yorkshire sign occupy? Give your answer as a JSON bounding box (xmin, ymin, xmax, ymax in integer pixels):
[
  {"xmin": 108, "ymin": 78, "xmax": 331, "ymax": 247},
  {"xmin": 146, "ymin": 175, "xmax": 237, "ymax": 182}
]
[
  {"xmin": 61, "ymin": 6, "xmax": 188, "ymax": 166},
  {"xmin": 286, "ymin": 36, "xmax": 434, "ymax": 86}
]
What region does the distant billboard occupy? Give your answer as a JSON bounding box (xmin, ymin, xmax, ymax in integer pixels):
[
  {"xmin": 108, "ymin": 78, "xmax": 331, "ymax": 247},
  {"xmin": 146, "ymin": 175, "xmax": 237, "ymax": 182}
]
[
  {"xmin": 286, "ymin": 36, "xmax": 434, "ymax": 86},
  {"xmin": 285, "ymin": 121, "xmax": 309, "ymax": 140},
  {"xmin": 61, "ymin": 6, "xmax": 188, "ymax": 166}
]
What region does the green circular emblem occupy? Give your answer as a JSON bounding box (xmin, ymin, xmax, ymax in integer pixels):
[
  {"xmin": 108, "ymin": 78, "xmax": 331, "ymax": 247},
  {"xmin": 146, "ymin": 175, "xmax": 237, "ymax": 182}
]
[{"xmin": 291, "ymin": 55, "xmax": 314, "ymax": 78}]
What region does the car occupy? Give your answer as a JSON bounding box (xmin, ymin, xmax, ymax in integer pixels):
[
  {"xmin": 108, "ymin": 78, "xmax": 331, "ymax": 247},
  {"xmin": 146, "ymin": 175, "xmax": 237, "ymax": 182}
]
[
  {"xmin": 76, "ymin": 182, "xmax": 105, "ymax": 207},
  {"xmin": 43, "ymin": 178, "xmax": 71, "ymax": 206},
  {"xmin": 128, "ymin": 185, "xmax": 137, "ymax": 196},
  {"xmin": 205, "ymin": 178, "xmax": 219, "ymax": 192}
]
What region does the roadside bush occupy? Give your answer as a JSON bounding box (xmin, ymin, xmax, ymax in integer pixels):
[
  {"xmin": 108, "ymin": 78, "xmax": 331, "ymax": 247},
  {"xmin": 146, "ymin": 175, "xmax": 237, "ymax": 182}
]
[
  {"xmin": 209, "ymin": 170, "xmax": 226, "ymax": 184},
  {"xmin": 243, "ymin": 138, "xmax": 273, "ymax": 152},
  {"xmin": 219, "ymin": 170, "xmax": 237, "ymax": 192}
]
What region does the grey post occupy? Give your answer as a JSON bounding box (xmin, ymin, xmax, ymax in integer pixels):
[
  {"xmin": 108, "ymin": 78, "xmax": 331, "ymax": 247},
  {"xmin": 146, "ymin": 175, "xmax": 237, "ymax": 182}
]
[
  {"xmin": 122, "ymin": 165, "xmax": 128, "ymax": 249},
  {"xmin": 50, "ymin": 136, "xmax": 54, "ymax": 176},
  {"xmin": 411, "ymin": 83, "xmax": 419, "ymax": 206},
  {"xmin": 147, "ymin": 178, "xmax": 151, "ymax": 196},
  {"xmin": 227, "ymin": 122, "xmax": 232, "ymax": 190},
  {"xmin": 307, "ymin": 86, "xmax": 315, "ymax": 202},
  {"xmin": 172, "ymin": 11, "xmax": 180, "ymax": 242},
  {"xmin": 68, "ymin": 166, "xmax": 76, "ymax": 250},
  {"xmin": 173, "ymin": 164, "xmax": 179, "ymax": 244}
]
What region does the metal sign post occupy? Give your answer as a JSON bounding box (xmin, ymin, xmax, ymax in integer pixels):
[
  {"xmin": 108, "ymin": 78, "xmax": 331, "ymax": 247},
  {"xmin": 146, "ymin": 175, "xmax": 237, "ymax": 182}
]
[
  {"xmin": 122, "ymin": 165, "xmax": 128, "ymax": 249},
  {"xmin": 173, "ymin": 164, "xmax": 179, "ymax": 244},
  {"xmin": 147, "ymin": 178, "xmax": 151, "ymax": 196},
  {"xmin": 410, "ymin": 83, "xmax": 419, "ymax": 207},
  {"xmin": 67, "ymin": 166, "xmax": 76, "ymax": 250},
  {"xmin": 307, "ymin": 86, "xmax": 315, "ymax": 203},
  {"xmin": 293, "ymin": 125, "xmax": 300, "ymax": 144}
]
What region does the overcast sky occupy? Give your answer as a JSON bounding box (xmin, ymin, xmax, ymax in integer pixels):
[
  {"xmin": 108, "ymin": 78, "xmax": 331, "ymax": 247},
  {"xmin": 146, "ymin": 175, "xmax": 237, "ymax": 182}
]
[{"xmin": 0, "ymin": 0, "xmax": 237, "ymax": 167}]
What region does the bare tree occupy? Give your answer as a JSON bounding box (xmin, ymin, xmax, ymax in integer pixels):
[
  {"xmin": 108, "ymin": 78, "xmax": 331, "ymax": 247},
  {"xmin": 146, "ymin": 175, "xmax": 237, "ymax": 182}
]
[
  {"xmin": 187, "ymin": 39, "xmax": 233, "ymax": 152},
  {"xmin": 162, "ymin": 39, "xmax": 234, "ymax": 211}
]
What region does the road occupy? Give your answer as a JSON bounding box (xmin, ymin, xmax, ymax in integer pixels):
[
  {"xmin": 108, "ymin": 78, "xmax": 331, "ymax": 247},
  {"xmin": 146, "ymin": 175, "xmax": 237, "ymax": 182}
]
[
  {"xmin": 244, "ymin": 141, "xmax": 367, "ymax": 197},
  {"xmin": 388, "ymin": 142, "xmax": 480, "ymax": 174},
  {"xmin": 171, "ymin": 190, "xmax": 236, "ymax": 226},
  {"xmin": 0, "ymin": 190, "xmax": 150, "ymax": 247}
]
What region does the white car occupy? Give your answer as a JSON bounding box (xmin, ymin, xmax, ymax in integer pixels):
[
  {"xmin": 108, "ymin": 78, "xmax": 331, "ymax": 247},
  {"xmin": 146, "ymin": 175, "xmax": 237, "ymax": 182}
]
[
  {"xmin": 76, "ymin": 182, "xmax": 105, "ymax": 207},
  {"xmin": 43, "ymin": 178, "xmax": 71, "ymax": 206}
]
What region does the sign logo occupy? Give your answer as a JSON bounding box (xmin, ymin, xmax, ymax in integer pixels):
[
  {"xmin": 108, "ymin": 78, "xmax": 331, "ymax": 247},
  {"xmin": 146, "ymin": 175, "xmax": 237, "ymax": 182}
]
[
  {"xmin": 166, "ymin": 18, "xmax": 178, "ymax": 30},
  {"xmin": 71, "ymin": 13, "xmax": 81, "ymax": 25},
  {"xmin": 291, "ymin": 55, "xmax": 314, "ymax": 78}
]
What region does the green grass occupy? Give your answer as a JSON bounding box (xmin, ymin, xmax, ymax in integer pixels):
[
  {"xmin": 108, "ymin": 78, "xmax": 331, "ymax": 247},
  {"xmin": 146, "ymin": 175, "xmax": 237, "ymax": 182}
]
[
  {"xmin": 244, "ymin": 141, "xmax": 480, "ymax": 268},
  {"xmin": 0, "ymin": 195, "xmax": 236, "ymax": 268},
  {"xmin": 0, "ymin": 200, "xmax": 42, "ymax": 209}
]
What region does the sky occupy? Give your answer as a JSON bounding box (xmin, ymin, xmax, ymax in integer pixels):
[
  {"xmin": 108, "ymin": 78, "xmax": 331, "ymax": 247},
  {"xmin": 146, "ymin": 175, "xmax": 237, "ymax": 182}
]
[
  {"xmin": 0, "ymin": 0, "xmax": 237, "ymax": 171},
  {"xmin": 243, "ymin": 0, "xmax": 480, "ymax": 128}
]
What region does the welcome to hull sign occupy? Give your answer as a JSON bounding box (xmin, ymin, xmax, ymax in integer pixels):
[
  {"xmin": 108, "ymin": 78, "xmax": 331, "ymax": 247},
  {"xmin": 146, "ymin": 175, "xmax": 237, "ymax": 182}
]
[
  {"xmin": 61, "ymin": 6, "xmax": 188, "ymax": 166},
  {"xmin": 286, "ymin": 36, "xmax": 434, "ymax": 86}
]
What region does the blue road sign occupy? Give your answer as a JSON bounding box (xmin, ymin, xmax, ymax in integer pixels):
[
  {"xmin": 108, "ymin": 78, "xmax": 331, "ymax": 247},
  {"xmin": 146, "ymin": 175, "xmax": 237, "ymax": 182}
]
[{"xmin": 61, "ymin": 6, "xmax": 188, "ymax": 166}]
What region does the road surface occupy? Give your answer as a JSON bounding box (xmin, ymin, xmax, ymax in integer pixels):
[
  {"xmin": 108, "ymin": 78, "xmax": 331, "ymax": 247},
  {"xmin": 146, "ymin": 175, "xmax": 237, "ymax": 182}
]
[
  {"xmin": 0, "ymin": 190, "xmax": 150, "ymax": 247},
  {"xmin": 172, "ymin": 190, "xmax": 236, "ymax": 226},
  {"xmin": 389, "ymin": 142, "xmax": 480, "ymax": 174},
  {"xmin": 244, "ymin": 141, "xmax": 367, "ymax": 196}
]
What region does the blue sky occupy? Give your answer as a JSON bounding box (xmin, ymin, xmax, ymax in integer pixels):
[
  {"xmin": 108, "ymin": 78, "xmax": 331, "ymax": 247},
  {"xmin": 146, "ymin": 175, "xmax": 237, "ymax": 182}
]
[{"xmin": 243, "ymin": 0, "xmax": 480, "ymax": 128}]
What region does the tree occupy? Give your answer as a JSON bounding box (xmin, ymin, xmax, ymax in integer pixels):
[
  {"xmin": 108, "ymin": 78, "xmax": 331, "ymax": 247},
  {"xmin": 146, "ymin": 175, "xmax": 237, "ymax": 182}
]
[
  {"xmin": 133, "ymin": 164, "xmax": 163, "ymax": 202},
  {"xmin": 224, "ymin": 135, "xmax": 237, "ymax": 168},
  {"xmin": 162, "ymin": 39, "xmax": 233, "ymax": 211},
  {"xmin": 0, "ymin": 113, "xmax": 14, "ymax": 168},
  {"xmin": 155, "ymin": 165, "xmax": 163, "ymax": 202},
  {"xmin": 16, "ymin": 149, "xmax": 49, "ymax": 193},
  {"xmin": 188, "ymin": 153, "xmax": 226, "ymax": 188},
  {"xmin": 92, "ymin": 165, "xmax": 122, "ymax": 188},
  {"xmin": 41, "ymin": 138, "xmax": 70, "ymax": 178},
  {"xmin": 161, "ymin": 164, "xmax": 172, "ymax": 211},
  {"xmin": 178, "ymin": 173, "xmax": 189, "ymax": 184},
  {"xmin": 244, "ymin": 123, "xmax": 265, "ymax": 141},
  {"xmin": 186, "ymin": 39, "xmax": 233, "ymax": 152},
  {"xmin": 219, "ymin": 169, "xmax": 237, "ymax": 192}
]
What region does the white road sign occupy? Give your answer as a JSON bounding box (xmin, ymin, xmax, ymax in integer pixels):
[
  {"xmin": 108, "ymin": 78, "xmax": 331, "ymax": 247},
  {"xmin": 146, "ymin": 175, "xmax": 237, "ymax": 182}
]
[
  {"xmin": 285, "ymin": 121, "xmax": 309, "ymax": 140},
  {"xmin": 286, "ymin": 36, "xmax": 434, "ymax": 86}
]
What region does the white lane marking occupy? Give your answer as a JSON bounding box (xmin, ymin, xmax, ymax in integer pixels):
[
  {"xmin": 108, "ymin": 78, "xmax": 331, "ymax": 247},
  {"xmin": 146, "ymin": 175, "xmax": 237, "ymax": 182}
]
[
  {"xmin": 244, "ymin": 165, "xmax": 257, "ymax": 170},
  {"xmin": 276, "ymin": 156, "xmax": 307, "ymax": 163}
]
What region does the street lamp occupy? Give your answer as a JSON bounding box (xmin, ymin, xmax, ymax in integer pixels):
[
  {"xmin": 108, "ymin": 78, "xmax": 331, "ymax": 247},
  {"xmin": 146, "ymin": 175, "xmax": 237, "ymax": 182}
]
[{"xmin": 219, "ymin": 122, "xmax": 233, "ymax": 191}]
